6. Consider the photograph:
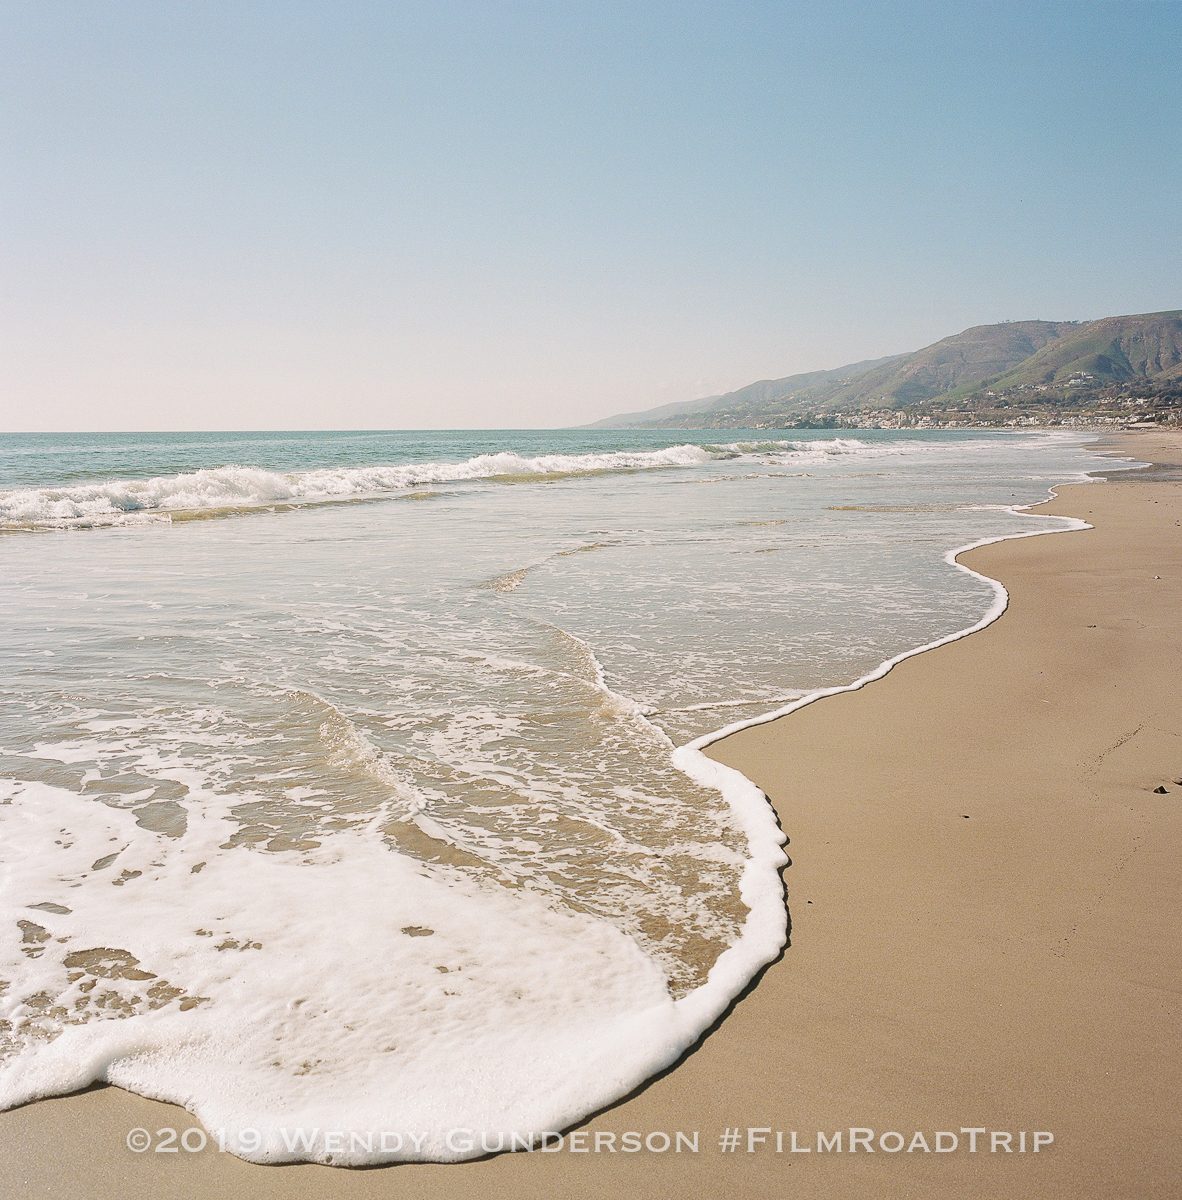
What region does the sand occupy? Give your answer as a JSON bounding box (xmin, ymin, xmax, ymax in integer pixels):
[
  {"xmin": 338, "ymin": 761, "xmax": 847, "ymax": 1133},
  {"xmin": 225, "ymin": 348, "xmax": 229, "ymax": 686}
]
[{"xmin": 3, "ymin": 430, "xmax": 1180, "ymax": 1199}]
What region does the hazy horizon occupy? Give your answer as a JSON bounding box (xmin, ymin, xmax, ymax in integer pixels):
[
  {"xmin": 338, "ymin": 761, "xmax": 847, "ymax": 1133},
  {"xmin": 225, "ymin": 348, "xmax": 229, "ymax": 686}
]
[
  {"xmin": 3, "ymin": 1, "xmax": 1180, "ymax": 433},
  {"xmin": 0, "ymin": 304, "xmax": 1174, "ymax": 435}
]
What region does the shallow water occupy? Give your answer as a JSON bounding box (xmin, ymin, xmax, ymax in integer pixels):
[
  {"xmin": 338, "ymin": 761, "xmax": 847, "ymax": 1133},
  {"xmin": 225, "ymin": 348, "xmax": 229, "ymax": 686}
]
[{"xmin": 0, "ymin": 427, "xmax": 1111, "ymax": 1162}]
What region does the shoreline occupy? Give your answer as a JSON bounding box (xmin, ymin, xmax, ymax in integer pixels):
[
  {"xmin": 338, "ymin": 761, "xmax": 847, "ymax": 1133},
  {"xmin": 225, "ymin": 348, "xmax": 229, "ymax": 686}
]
[
  {"xmin": 4, "ymin": 431, "xmax": 1181, "ymax": 1198},
  {"xmin": 688, "ymin": 471, "xmax": 1104, "ymax": 753},
  {"xmin": 666, "ymin": 434, "xmax": 1127, "ymax": 1106}
]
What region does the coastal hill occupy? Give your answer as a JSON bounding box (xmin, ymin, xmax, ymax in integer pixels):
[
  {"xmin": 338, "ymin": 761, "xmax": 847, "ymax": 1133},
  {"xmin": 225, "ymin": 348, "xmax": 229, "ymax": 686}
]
[
  {"xmin": 985, "ymin": 311, "xmax": 1182, "ymax": 392},
  {"xmin": 589, "ymin": 310, "xmax": 1182, "ymax": 428}
]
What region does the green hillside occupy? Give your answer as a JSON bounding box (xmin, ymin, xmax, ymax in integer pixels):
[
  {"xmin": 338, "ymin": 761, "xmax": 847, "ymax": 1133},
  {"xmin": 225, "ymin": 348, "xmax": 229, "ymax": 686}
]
[
  {"xmin": 986, "ymin": 310, "xmax": 1182, "ymax": 390},
  {"xmin": 589, "ymin": 310, "xmax": 1182, "ymax": 428},
  {"xmin": 824, "ymin": 320, "xmax": 1076, "ymax": 408}
]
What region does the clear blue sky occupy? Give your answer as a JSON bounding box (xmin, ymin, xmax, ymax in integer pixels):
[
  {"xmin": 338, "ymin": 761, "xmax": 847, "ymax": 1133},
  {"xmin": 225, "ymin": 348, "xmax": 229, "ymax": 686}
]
[{"xmin": 2, "ymin": 1, "xmax": 1179, "ymax": 430}]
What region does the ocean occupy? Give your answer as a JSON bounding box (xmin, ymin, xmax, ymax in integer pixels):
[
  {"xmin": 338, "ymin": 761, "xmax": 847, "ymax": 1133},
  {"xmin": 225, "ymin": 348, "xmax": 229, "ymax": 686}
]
[{"xmin": 0, "ymin": 427, "xmax": 1115, "ymax": 1162}]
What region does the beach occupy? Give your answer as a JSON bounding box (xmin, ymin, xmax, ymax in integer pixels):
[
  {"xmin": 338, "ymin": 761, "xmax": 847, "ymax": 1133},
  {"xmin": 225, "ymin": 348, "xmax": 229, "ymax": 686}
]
[{"xmin": 3, "ymin": 429, "xmax": 1180, "ymax": 1199}]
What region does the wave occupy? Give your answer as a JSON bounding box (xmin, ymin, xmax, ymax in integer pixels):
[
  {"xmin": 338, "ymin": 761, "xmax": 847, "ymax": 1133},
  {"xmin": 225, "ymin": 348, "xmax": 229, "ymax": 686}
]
[
  {"xmin": 0, "ymin": 436, "xmax": 1122, "ymax": 1164},
  {"xmin": 0, "ymin": 440, "xmax": 871, "ymax": 530}
]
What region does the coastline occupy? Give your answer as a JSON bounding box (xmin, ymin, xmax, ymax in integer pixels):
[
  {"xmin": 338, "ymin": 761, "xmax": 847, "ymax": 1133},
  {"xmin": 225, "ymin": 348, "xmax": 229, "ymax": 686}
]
[{"xmin": 4, "ymin": 430, "xmax": 1181, "ymax": 1198}]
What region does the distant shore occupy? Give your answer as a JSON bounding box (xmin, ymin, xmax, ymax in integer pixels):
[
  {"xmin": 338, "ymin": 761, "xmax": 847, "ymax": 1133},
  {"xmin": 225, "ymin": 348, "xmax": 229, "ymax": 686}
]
[
  {"xmin": 607, "ymin": 417, "xmax": 1182, "ymax": 432},
  {"xmin": 4, "ymin": 430, "xmax": 1181, "ymax": 1200}
]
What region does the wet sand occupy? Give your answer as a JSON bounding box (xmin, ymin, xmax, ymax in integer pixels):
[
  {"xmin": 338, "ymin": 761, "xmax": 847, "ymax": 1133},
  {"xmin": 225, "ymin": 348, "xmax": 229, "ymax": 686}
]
[{"xmin": 4, "ymin": 430, "xmax": 1180, "ymax": 1199}]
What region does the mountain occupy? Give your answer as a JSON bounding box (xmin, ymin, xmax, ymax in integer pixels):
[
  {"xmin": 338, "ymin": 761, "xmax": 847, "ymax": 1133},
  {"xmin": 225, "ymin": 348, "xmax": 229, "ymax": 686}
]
[
  {"xmin": 589, "ymin": 310, "xmax": 1182, "ymax": 428},
  {"xmin": 812, "ymin": 320, "xmax": 1076, "ymax": 408},
  {"xmin": 585, "ymin": 356, "xmax": 902, "ymax": 429},
  {"xmin": 986, "ymin": 311, "xmax": 1182, "ymax": 391},
  {"xmin": 582, "ymin": 393, "xmax": 724, "ymax": 428}
]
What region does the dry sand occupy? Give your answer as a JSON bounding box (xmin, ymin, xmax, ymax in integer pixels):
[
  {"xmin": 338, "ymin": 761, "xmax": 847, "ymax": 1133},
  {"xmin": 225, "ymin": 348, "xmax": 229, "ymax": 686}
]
[{"xmin": 3, "ymin": 431, "xmax": 1180, "ymax": 1199}]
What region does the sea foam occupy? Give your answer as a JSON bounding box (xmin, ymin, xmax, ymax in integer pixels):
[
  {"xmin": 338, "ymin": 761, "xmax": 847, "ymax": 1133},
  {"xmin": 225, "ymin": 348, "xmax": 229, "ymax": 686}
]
[
  {"xmin": 0, "ymin": 440, "xmax": 870, "ymax": 529},
  {"xmin": 0, "ymin": 429, "xmax": 1116, "ymax": 1165},
  {"xmin": 0, "ymin": 747, "xmax": 785, "ymax": 1165}
]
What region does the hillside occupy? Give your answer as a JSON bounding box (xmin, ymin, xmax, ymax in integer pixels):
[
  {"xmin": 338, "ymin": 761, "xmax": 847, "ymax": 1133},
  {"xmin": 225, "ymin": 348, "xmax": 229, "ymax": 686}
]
[
  {"xmin": 591, "ymin": 310, "xmax": 1182, "ymax": 428},
  {"xmin": 818, "ymin": 320, "xmax": 1076, "ymax": 408},
  {"xmin": 987, "ymin": 311, "xmax": 1182, "ymax": 391},
  {"xmin": 583, "ymin": 357, "xmax": 900, "ymax": 429}
]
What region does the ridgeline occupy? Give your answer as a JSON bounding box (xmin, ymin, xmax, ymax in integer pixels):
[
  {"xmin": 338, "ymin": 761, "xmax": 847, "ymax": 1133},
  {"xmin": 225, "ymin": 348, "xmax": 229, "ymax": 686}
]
[{"xmin": 589, "ymin": 310, "xmax": 1182, "ymax": 429}]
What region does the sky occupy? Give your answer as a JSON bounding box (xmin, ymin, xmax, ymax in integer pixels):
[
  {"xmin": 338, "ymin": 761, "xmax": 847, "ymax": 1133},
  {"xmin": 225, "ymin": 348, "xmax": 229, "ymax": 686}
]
[{"xmin": 2, "ymin": 1, "xmax": 1180, "ymax": 431}]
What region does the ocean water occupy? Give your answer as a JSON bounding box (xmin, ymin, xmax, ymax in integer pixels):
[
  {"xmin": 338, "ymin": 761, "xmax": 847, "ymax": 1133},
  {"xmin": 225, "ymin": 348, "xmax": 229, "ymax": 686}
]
[{"xmin": 0, "ymin": 428, "xmax": 1113, "ymax": 1163}]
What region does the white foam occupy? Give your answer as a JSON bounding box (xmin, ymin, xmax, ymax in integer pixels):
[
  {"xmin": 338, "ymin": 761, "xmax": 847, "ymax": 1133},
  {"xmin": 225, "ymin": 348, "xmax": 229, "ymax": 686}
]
[
  {"xmin": 683, "ymin": 450, "xmax": 1143, "ymax": 755},
  {"xmin": 0, "ymin": 433, "xmax": 1131, "ymax": 1166},
  {"xmin": 0, "ymin": 760, "xmax": 784, "ymax": 1164},
  {"xmin": 0, "ymin": 439, "xmax": 872, "ymax": 529}
]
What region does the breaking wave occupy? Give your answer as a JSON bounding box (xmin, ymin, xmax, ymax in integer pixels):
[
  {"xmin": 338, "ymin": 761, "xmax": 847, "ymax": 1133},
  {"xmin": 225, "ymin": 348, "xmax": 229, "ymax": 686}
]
[{"xmin": 0, "ymin": 440, "xmax": 871, "ymax": 530}]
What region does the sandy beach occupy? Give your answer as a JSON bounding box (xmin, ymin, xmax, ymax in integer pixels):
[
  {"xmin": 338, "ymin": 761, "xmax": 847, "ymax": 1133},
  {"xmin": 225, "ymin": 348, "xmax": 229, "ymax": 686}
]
[{"xmin": 3, "ymin": 429, "xmax": 1180, "ymax": 1200}]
